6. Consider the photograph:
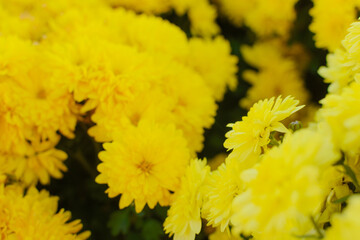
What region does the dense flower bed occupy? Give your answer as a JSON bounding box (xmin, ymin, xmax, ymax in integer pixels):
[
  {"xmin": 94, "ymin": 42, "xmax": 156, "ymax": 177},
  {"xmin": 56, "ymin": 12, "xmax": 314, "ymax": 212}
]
[{"xmin": 1, "ymin": 0, "xmax": 360, "ymax": 239}]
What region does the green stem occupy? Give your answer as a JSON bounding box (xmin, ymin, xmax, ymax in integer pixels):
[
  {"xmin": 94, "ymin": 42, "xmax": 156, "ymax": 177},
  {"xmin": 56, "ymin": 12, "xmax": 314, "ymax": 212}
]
[
  {"xmin": 310, "ymin": 216, "xmax": 323, "ymax": 239},
  {"xmin": 74, "ymin": 150, "xmax": 97, "ymax": 179}
]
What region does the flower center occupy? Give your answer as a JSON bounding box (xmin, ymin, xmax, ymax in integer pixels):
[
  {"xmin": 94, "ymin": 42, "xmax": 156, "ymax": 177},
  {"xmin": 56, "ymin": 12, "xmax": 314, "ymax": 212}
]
[
  {"xmin": 37, "ymin": 89, "xmax": 47, "ymax": 99},
  {"xmin": 137, "ymin": 159, "xmax": 153, "ymax": 175}
]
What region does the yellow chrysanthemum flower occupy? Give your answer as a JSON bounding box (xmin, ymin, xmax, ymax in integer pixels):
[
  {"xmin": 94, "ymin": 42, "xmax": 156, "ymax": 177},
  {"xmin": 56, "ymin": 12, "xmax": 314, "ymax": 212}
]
[
  {"xmin": 102, "ymin": 0, "xmax": 219, "ymax": 36},
  {"xmin": 240, "ymin": 40, "xmax": 309, "ymax": 109},
  {"xmin": 318, "ymin": 19, "xmax": 360, "ymax": 94},
  {"xmin": 318, "ymin": 49, "xmax": 354, "ymax": 94},
  {"xmin": 319, "ymin": 81, "xmax": 360, "ymax": 155},
  {"xmin": 0, "ymin": 141, "xmax": 68, "ymax": 186},
  {"xmin": 186, "ymin": 1, "xmax": 219, "ymax": 36},
  {"xmin": 215, "ymin": 0, "xmax": 297, "ymax": 38},
  {"xmin": 164, "ymin": 62, "xmax": 217, "ymax": 153},
  {"xmin": 0, "ymin": 36, "xmax": 76, "ymax": 141},
  {"xmin": 43, "ymin": 6, "xmax": 224, "ymax": 153},
  {"xmin": 231, "ymin": 129, "xmax": 339, "ymax": 239},
  {"xmin": 0, "ymin": 0, "xmax": 104, "ymax": 41},
  {"xmin": 188, "ymin": 36, "xmax": 238, "ymax": 101},
  {"xmin": 214, "ymin": 0, "xmax": 253, "ymax": 26},
  {"xmin": 309, "ymin": 0, "xmax": 359, "ymax": 52},
  {"xmin": 241, "ymin": 67, "xmax": 308, "ymax": 110},
  {"xmin": 104, "ymin": 0, "xmax": 170, "ymax": 14},
  {"xmin": 224, "ymin": 96, "xmax": 303, "ymax": 165},
  {"xmin": 0, "ymin": 180, "xmax": 90, "ymax": 239},
  {"xmin": 96, "ymin": 120, "xmax": 190, "ymax": 213},
  {"xmin": 82, "ymin": 43, "xmax": 217, "ymax": 153},
  {"xmin": 202, "ymin": 158, "xmax": 245, "ymax": 231},
  {"xmin": 324, "ymin": 195, "xmax": 360, "ymax": 239},
  {"xmin": 88, "ymin": 88, "xmax": 173, "ymax": 142},
  {"xmin": 245, "ymin": 0, "xmax": 298, "ymax": 38},
  {"xmin": 164, "ymin": 158, "xmax": 210, "ymax": 240}
]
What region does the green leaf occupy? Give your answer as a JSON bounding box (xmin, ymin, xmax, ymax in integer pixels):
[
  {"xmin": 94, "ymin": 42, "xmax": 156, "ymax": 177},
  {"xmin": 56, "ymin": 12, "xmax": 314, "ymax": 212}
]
[
  {"xmin": 107, "ymin": 209, "xmax": 131, "ymax": 236},
  {"xmin": 127, "ymin": 232, "xmax": 143, "ymax": 240},
  {"xmin": 343, "ymin": 164, "xmax": 360, "ymax": 190},
  {"xmin": 142, "ymin": 219, "xmax": 164, "ymax": 240},
  {"xmin": 310, "ymin": 216, "xmax": 323, "ymax": 239},
  {"xmin": 332, "ymin": 195, "xmax": 351, "ymax": 204},
  {"xmin": 333, "ymin": 152, "xmax": 345, "ymax": 166}
]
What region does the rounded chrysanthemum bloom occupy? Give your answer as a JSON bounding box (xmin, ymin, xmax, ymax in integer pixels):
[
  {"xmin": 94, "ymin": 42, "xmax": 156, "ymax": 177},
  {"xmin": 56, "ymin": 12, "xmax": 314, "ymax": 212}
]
[
  {"xmin": 231, "ymin": 129, "xmax": 339, "ymax": 239},
  {"xmin": 164, "ymin": 158, "xmax": 210, "ymax": 240},
  {"xmin": 104, "ymin": 0, "xmax": 219, "ymax": 37},
  {"xmin": 186, "ymin": 1, "xmax": 219, "ymax": 36},
  {"xmin": 0, "ymin": 141, "xmax": 68, "ymax": 186},
  {"xmin": 162, "ymin": 62, "xmax": 217, "ymax": 153},
  {"xmin": 214, "ymin": 0, "xmax": 253, "ymax": 26},
  {"xmin": 96, "ymin": 120, "xmax": 190, "ymax": 213},
  {"xmin": 319, "ymin": 81, "xmax": 360, "ymax": 155},
  {"xmin": 318, "ymin": 19, "xmax": 360, "ymax": 94},
  {"xmin": 324, "ymin": 195, "xmax": 360, "ymax": 239},
  {"xmin": 88, "ymin": 88, "xmax": 174, "ymax": 142},
  {"xmin": 202, "ymin": 158, "xmax": 245, "ymax": 231},
  {"xmin": 0, "ymin": 178, "xmax": 90, "ymax": 239},
  {"xmin": 216, "ymin": 0, "xmax": 297, "ymax": 37},
  {"xmin": 247, "ymin": 0, "xmax": 297, "ymax": 38},
  {"xmin": 240, "ymin": 40, "xmax": 310, "ymax": 109},
  {"xmin": 224, "ymin": 96, "xmax": 303, "ymax": 165},
  {"xmin": 318, "ymin": 49, "xmax": 354, "ymax": 94},
  {"xmin": 309, "ymin": 0, "xmax": 358, "ymax": 52},
  {"xmin": 342, "ymin": 20, "xmax": 360, "ymax": 67},
  {"xmin": 0, "ymin": 37, "xmax": 76, "ymax": 142},
  {"xmin": 187, "ymin": 36, "xmax": 238, "ymax": 101},
  {"xmin": 104, "ymin": 0, "xmax": 171, "ymax": 14}
]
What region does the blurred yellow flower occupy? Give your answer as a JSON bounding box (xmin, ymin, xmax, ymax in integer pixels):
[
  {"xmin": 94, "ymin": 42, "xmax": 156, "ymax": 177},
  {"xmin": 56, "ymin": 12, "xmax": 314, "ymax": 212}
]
[
  {"xmin": 0, "ymin": 181, "xmax": 90, "ymax": 239},
  {"xmin": 231, "ymin": 129, "xmax": 339, "ymax": 239}
]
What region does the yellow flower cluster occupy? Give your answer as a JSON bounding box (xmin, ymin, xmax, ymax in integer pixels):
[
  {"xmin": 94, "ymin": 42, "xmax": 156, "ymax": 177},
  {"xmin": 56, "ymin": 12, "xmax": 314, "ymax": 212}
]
[
  {"xmin": 0, "ymin": 36, "xmax": 76, "ymax": 186},
  {"xmin": 163, "ymin": 95, "xmax": 306, "ymax": 239},
  {"xmin": 6, "ymin": 0, "xmax": 360, "ymax": 239},
  {"xmin": 0, "ymin": 176, "xmax": 89, "ymax": 239},
  {"xmin": 0, "ymin": 0, "xmax": 238, "ymax": 237},
  {"xmin": 163, "ymin": 94, "xmax": 347, "ymax": 239},
  {"xmin": 162, "ymin": 17, "xmax": 360, "ymax": 240}
]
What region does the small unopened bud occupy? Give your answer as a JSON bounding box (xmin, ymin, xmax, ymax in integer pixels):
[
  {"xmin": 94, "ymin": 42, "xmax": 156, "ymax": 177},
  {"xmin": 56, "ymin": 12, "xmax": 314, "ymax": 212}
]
[{"xmin": 289, "ymin": 121, "xmax": 302, "ymax": 132}]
